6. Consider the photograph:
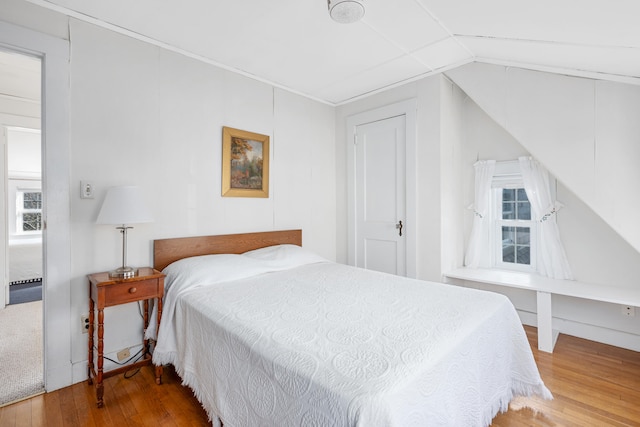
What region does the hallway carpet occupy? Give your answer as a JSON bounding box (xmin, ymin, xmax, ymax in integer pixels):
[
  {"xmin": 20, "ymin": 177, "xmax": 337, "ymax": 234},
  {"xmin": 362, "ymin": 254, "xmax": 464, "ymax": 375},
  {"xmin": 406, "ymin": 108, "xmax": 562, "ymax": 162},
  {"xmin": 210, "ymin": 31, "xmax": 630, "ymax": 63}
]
[{"xmin": 0, "ymin": 300, "xmax": 44, "ymax": 407}]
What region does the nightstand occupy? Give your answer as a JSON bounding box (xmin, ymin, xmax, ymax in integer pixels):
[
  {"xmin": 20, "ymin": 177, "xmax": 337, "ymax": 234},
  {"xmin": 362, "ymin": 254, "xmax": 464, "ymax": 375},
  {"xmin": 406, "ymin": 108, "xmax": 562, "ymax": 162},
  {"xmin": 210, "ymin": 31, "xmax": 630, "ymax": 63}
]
[{"xmin": 87, "ymin": 267, "xmax": 165, "ymax": 408}]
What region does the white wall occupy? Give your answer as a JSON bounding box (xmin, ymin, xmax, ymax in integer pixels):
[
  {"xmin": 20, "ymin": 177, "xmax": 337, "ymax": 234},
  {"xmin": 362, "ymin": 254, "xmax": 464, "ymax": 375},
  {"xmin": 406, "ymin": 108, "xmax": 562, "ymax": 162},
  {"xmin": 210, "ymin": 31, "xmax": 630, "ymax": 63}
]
[
  {"xmin": 67, "ymin": 19, "xmax": 336, "ymax": 381},
  {"xmin": 457, "ymin": 85, "xmax": 640, "ymax": 351},
  {"xmin": 448, "ymin": 62, "xmax": 640, "ymax": 290},
  {"xmin": 447, "ymin": 63, "xmax": 640, "ymax": 256},
  {"xmin": 2, "ymin": 0, "xmax": 336, "ymax": 387},
  {"xmin": 7, "ymin": 128, "xmax": 40, "ymax": 178}
]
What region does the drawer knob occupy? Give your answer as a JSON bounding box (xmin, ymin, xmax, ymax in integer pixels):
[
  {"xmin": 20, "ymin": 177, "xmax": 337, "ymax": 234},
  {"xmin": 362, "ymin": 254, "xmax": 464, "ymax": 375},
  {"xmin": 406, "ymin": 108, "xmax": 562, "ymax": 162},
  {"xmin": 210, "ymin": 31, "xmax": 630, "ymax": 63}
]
[{"xmin": 129, "ymin": 287, "xmax": 137, "ymax": 294}]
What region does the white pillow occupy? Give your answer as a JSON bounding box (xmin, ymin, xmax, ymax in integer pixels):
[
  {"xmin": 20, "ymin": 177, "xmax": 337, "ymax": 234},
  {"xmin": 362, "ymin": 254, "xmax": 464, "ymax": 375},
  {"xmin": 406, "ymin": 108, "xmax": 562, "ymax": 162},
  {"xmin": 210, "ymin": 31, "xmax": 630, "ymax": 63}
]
[
  {"xmin": 162, "ymin": 253, "xmax": 264, "ymax": 293},
  {"xmin": 242, "ymin": 244, "xmax": 328, "ymax": 267},
  {"xmin": 161, "ymin": 245, "xmax": 328, "ymax": 297}
]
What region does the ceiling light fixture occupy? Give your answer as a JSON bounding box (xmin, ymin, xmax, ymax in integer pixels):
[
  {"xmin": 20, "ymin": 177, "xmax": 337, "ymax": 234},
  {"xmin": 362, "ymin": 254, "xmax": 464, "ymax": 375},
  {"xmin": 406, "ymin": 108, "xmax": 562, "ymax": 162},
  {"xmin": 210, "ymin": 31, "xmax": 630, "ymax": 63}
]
[{"xmin": 328, "ymin": 0, "xmax": 365, "ymax": 24}]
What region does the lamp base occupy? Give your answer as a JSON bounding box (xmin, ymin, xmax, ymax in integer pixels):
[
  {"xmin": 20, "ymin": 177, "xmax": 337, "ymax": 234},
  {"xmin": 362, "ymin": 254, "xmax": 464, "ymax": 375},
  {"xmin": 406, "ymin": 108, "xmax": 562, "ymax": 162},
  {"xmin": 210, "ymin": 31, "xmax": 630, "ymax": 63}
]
[{"xmin": 108, "ymin": 266, "xmax": 138, "ymax": 279}]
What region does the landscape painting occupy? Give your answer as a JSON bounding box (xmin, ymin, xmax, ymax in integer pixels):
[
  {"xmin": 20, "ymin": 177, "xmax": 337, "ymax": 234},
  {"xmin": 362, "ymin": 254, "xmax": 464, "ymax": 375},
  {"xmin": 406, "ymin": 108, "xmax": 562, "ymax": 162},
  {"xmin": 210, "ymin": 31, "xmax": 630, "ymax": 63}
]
[{"xmin": 221, "ymin": 127, "xmax": 270, "ymax": 198}]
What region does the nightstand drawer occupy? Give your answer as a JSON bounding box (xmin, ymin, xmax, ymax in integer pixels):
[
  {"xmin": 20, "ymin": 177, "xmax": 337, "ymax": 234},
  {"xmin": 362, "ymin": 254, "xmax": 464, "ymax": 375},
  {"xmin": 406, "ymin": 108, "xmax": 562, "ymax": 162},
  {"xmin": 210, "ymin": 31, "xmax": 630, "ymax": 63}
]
[{"xmin": 104, "ymin": 279, "xmax": 159, "ymax": 305}]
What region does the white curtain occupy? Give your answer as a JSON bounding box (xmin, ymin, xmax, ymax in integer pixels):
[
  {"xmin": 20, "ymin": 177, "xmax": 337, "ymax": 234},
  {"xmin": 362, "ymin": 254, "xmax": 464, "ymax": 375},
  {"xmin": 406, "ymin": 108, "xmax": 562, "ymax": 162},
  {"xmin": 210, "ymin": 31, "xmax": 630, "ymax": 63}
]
[
  {"xmin": 519, "ymin": 156, "xmax": 573, "ymax": 280},
  {"xmin": 464, "ymin": 160, "xmax": 496, "ymax": 268}
]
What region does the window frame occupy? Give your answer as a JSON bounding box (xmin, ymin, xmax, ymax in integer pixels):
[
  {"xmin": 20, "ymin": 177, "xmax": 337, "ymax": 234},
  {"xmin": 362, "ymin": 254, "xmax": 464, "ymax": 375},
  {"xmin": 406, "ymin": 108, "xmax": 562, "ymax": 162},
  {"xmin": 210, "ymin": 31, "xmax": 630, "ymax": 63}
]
[
  {"xmin": 492, "ymin": 187, "xmax": 537, "ymax": 272},
  {"xmin": 489, "ymin": 161, "xmax": 537, "ymax": 273},
  {"xmin": 15, "ymin": 187, "xmax": 43, "ymax": 235}
]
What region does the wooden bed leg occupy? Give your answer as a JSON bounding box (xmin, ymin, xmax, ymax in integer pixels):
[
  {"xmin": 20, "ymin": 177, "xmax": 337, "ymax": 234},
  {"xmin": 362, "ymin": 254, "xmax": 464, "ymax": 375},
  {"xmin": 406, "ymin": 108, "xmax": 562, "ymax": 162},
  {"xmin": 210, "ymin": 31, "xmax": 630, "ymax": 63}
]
[{"xmin": 155, "ymin": 365, "xmax": 163, "ymax": 385}]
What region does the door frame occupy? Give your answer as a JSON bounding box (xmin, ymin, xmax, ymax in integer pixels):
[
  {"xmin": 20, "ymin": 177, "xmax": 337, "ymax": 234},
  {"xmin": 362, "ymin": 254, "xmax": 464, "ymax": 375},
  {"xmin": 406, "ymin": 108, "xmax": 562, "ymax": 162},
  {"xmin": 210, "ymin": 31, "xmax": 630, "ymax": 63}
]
[
  {"xmin": 346, "ymin": 99, "xmax": 417, "ymax": 278},
  {"xmin": 0, "ymin": 20, "xmax": 72, "ymax": 392},
  {"xmin": 0, "ymin": 127, "xmax": 6, "ymax": 309}
]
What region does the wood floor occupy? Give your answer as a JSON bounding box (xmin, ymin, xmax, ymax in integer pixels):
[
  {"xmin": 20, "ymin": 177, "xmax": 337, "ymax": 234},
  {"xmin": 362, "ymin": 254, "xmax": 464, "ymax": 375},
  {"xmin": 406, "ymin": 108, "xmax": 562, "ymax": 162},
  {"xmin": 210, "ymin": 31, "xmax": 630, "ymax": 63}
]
[
  {"xmin": 492, "ymin": 327, "xmax": 640, "ymax": 427},
  {"xmin": 0, "ymin": 366, "xmax": 210, "ymax": 427},
  {"xmin": 0, "ymin": 326, "xmax": 638, "ymax": 426}
]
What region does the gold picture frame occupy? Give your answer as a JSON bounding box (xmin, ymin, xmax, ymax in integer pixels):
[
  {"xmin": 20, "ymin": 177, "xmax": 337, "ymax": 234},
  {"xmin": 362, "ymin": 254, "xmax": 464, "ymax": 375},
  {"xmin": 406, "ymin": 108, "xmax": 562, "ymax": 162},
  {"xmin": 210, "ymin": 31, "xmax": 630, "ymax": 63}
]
[{"xmin": 221, "ymin": 126, "xmax": 270, "ymax": 198}]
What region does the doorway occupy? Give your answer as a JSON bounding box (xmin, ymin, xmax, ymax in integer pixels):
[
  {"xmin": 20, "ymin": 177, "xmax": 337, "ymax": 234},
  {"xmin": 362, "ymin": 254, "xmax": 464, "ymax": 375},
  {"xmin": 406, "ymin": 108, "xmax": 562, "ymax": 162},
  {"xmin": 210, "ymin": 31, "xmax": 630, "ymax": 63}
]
[
  {"xmin": 0, "ymin": 49, "xmax": 44, "ymax": 406},
  {"xmin": 346, "ymin": 99, "xmax": 417, "ymax": 278},
  {"xmin": 6, "ymin": 127, "xmax": 43, "ymax": 306}
]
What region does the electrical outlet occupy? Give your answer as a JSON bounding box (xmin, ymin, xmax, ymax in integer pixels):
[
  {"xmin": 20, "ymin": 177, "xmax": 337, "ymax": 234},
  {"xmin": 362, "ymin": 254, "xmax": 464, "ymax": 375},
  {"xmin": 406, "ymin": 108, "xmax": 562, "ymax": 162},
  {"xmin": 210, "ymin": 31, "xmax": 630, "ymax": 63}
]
[
  {"xmin": 621, "ymin": 306, "xmax": 635, "ymax": 317},
  {"xmin": 117, "ymin": 348, "xmax": 131, "ymax": 362},
  {"xmin": 81, "ymin": 315, "xmax": 90, "ymax": 333}
]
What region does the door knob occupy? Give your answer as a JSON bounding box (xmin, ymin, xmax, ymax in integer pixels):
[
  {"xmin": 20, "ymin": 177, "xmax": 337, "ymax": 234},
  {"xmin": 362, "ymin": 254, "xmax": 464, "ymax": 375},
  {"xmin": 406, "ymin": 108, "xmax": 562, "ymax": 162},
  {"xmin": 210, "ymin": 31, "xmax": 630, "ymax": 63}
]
[{"xmin": 396, "ymin": 220, "xmax": 403, "ymax": 237}]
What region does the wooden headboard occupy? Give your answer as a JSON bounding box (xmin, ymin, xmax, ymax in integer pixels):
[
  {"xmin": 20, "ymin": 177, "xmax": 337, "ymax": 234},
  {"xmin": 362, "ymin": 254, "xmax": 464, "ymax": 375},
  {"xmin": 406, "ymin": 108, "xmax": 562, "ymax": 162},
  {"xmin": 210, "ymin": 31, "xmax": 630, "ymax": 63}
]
[{"xmin": 153, "ymin": 229, "xmax": 302, "ymax": 271}]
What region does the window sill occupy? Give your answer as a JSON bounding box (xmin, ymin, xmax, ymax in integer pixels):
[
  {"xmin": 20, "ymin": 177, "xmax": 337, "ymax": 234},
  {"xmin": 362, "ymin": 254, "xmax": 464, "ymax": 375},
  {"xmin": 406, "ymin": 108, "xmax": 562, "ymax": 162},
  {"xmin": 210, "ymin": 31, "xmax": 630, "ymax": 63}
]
[{"xmin": 9, "ymin": 236, "xmax": 43, "ymax": 246}]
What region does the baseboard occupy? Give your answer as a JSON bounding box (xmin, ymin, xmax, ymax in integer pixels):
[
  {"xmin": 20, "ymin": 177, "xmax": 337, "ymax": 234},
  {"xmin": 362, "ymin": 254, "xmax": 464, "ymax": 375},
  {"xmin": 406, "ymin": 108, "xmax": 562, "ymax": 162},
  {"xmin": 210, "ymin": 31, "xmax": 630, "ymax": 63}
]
[
  {"xmin": 517, "ymin": 309, "xmax": 640, "ymax": 352},
  {"xmin": 71, "ymin": 360, "xmax": 88, "ymax": 385}
]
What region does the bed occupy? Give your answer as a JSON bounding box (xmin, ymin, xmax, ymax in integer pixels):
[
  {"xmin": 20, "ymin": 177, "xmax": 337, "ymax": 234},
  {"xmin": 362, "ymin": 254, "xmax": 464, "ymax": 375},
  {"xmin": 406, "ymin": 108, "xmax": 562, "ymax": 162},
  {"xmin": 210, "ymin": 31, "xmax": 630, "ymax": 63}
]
[{"xmin": 150, "ymin": 229, "xmax": 551, "ymax": 426}]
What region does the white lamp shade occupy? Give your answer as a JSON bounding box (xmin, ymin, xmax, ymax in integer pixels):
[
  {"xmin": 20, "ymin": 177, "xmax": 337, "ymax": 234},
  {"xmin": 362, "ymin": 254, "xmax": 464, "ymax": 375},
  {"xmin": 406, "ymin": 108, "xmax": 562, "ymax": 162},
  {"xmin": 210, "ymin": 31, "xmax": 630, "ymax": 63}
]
[{"xmin": 96, "ymin": 185, "xmax": 153, "ymax": 225}]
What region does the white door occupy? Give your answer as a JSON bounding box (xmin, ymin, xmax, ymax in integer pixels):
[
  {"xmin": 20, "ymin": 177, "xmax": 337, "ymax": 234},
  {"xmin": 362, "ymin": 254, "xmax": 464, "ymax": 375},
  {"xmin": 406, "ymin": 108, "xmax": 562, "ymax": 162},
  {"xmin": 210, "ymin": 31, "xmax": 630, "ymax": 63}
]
[{"xmin": 354, "ymin": 116, "xmax": 406, "ymax": 275}]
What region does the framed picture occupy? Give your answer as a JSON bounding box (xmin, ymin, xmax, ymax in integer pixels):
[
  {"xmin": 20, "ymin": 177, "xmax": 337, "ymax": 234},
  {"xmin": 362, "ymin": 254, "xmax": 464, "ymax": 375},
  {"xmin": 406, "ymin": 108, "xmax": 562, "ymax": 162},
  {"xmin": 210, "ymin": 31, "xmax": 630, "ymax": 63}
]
[{"xmin": 221, "ymin": 126, "xmax": 270, "ymax": 198}]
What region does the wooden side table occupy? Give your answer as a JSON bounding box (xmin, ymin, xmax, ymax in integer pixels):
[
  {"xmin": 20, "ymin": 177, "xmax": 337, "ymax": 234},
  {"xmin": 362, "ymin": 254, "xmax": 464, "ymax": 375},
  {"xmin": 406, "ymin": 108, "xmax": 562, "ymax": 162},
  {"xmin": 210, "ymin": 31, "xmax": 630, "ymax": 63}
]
[{"xmin": 87, "ymin": 267, "xmax": 165, "ymax": 408}]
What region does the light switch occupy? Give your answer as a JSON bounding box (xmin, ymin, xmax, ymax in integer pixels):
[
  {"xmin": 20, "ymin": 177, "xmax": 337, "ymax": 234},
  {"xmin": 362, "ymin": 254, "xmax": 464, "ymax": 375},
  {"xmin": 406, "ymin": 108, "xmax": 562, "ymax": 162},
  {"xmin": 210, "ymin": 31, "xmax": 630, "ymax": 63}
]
[{"xmin": 81, "ymin": 180, "xmax": 94, "ymax": 199}]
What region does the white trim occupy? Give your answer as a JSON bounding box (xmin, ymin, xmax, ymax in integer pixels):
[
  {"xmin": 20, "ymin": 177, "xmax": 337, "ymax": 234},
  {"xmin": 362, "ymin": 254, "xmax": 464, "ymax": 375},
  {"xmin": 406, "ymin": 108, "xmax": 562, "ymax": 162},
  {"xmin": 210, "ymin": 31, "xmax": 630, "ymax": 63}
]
[
  {"xmin": 346, "ymin": 99, "xmax": 417, "ymax": 278},
  {"xmin": 0, "ymin": 127, "xmax": 7, "ymax": 309},
  {"xmin": 475, "ymin": 56, "xmax": 640, "ymax": 87},
  {"xmin": 23, "ymin": 0, "xmax": 334, "ymax": 107},
  {"xmin": 0, "ymin": 20, "xmax": 72, "ymax": 391}
]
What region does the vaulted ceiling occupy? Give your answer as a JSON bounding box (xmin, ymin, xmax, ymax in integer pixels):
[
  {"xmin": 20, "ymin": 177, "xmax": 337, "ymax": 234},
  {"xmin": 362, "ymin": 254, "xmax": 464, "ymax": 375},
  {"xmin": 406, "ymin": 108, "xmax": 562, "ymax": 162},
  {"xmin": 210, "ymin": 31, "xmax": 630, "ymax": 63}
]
[{"xmin": 24, "ymin": 0, "xmax": 640, "ymax": 104}]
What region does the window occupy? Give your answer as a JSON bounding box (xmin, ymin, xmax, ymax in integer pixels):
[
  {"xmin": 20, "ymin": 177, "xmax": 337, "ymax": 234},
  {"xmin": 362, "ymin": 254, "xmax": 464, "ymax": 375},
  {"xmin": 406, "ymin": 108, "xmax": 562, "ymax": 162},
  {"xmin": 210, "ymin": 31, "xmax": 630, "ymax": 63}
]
[
  {"xmin": 494, "ymin": 188, "xmax": 535, "ymax": 271},
  {"xmin": 466, "ymin": 157, "xmax": 570, "ymax": 278},
  {"xmin": 490, "ymin": 162, "xmax": 536, "ymax": 272},
  {"xmin": 16, "ymin": 189, "xmax": 42, "ymax": 233}
]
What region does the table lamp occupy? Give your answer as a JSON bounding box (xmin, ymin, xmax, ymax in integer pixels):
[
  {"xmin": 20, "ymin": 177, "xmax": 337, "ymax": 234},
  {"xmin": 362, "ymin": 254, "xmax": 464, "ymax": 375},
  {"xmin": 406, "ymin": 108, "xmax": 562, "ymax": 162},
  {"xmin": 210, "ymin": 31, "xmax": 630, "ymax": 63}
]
[{"xmin": 96, "ymin": 185, "xmax": 153, "ymax": 278}]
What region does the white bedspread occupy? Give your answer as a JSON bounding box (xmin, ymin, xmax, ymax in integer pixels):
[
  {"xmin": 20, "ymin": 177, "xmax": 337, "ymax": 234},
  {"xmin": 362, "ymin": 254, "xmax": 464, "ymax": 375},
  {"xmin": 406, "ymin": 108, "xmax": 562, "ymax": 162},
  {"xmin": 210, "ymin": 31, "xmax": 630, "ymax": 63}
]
[{"xmin": 152, "ymin": 248, "xmax": 551, "ymax": 426}]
